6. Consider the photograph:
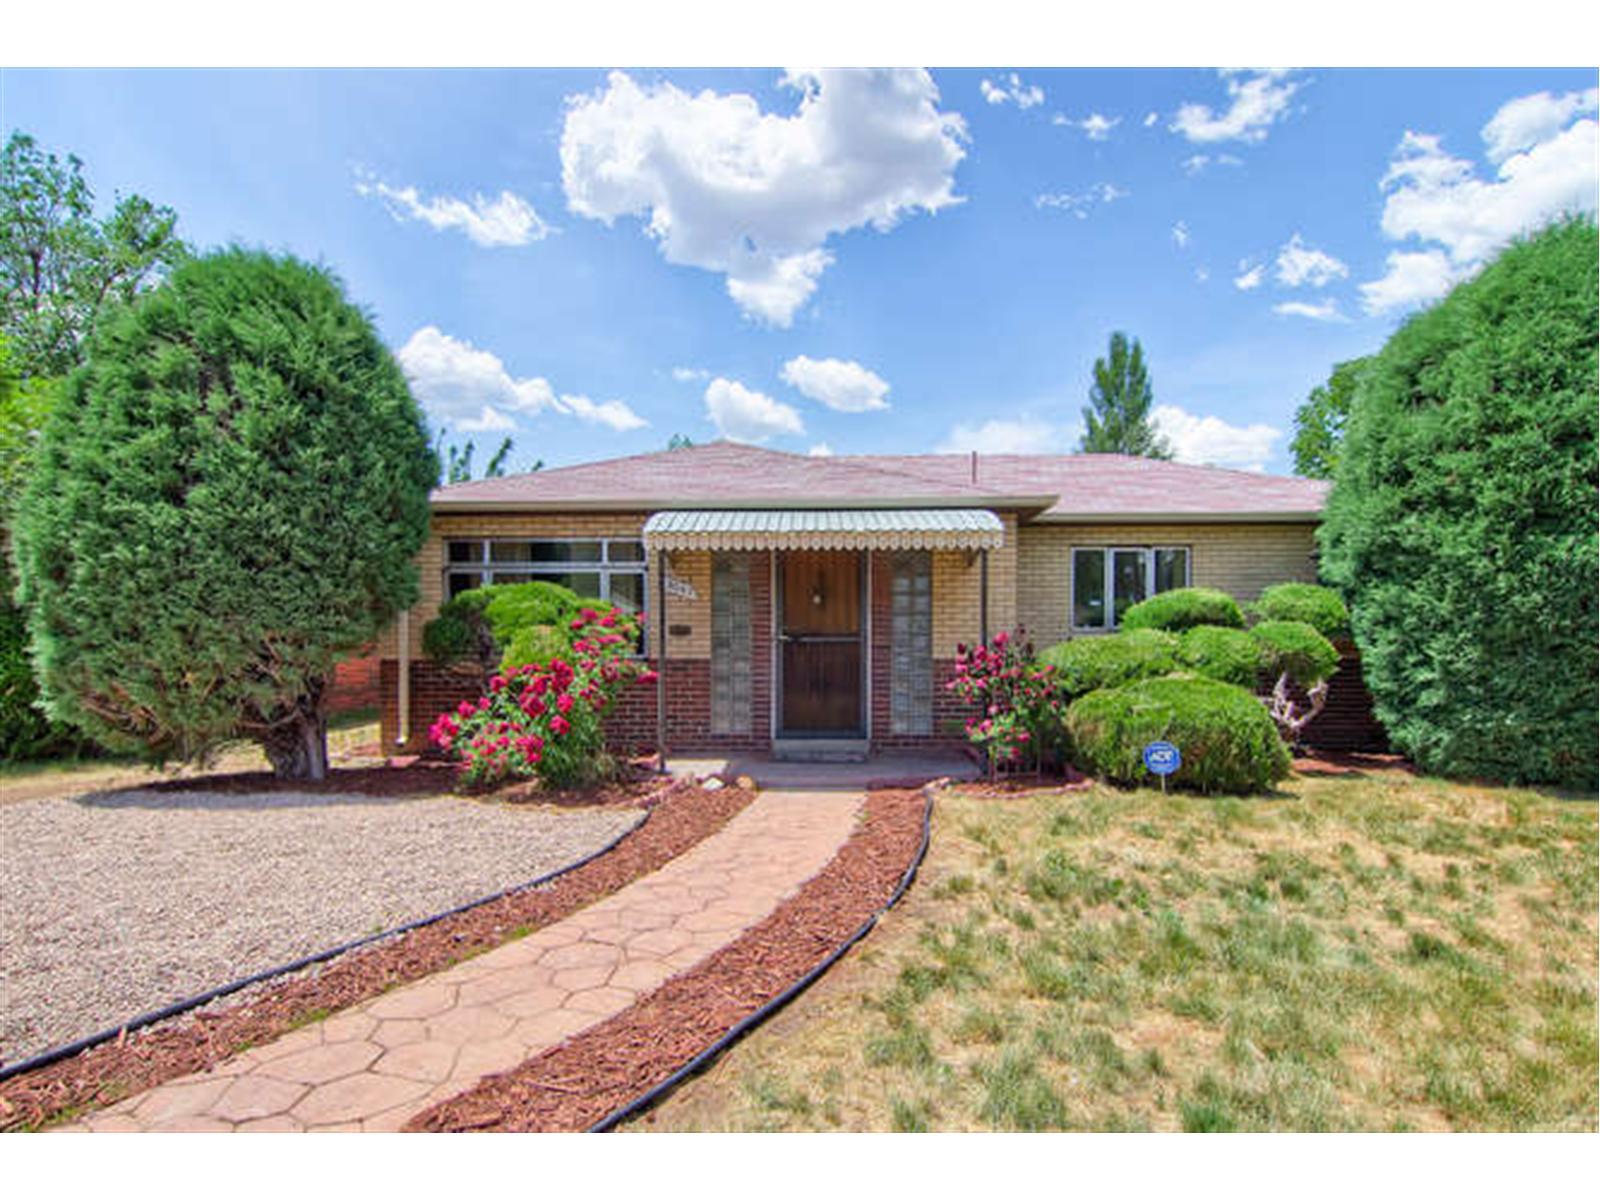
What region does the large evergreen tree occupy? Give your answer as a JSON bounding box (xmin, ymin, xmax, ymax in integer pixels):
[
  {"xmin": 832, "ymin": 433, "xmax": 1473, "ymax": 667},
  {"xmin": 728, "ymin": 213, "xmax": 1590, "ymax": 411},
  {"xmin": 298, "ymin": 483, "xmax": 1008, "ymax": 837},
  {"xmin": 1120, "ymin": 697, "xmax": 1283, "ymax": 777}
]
[
  {"xmin": 12, "ymin": 249, "xmax": 437, "ymax": 779},
  {"xmin": 1318, "ymin": 217, "xmax": 1597, "ymax": 788},
  {"xmin": 1079, "ymin": 332, "xmax": 1171, "ymax": 458}
]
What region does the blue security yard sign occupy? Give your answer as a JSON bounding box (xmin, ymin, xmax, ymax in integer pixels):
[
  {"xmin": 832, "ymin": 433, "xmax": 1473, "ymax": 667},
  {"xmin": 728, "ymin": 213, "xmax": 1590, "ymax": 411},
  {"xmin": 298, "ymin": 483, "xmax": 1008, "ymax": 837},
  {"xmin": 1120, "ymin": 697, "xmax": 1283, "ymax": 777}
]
[{"xmin": 1143, "ymin": 740, "xmax": 1181, "ymax": 791}]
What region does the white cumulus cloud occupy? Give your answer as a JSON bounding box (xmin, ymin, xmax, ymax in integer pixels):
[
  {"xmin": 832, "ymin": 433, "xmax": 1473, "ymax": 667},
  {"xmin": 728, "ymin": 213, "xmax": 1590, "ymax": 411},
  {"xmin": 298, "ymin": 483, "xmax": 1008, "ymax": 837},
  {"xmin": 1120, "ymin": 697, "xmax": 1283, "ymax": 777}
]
[
  {"xmin": 1055, "ymin": 112, "xmax": 1121, "ymax": 140},
  {"xmin": 982, "ymin": 73, "xmax": 1045, "ymax": 108},
  {"xmin": 1234, "ymin": 260, "xmax": 1265, "ymax": 290},
  {"xmin": 1153, "ymin": 404, "xmax": 1280, "ymax": 472},
  {"xmin": 1482, "ymin": 87, "xmax": 1598, "ymax": 163},
  {"xmin": 1274, "ymin": 233, "xmax": 1349, "ymax": 288},
  {"xmin": 398, "ymin": 326, "xmax": 646, "ymax": 435},
  {"xmin": 1182, "ymin": 152, "xmax": 1243, "ymax": 175},
  {"xmin": 936, "ymin": 418, "xmax": 1072, "ymax": 454},
  {"xmin": 1360, "ymin": 91, "xmax": 1598, "ymax": 313},
  {"xmin": 1171, "ymin": 69, "xmax": 1302, "ymax": 144},
  {"xmin": 670, "ymin": 366, "xmax": 709, "ymax": 383},
  {"xmin": 780, "ymin": 356, "xmax": 891, "ymax": 412},
  {"xmin": 355, "ymin": 176, "xmax": 550, "ymax": 247},
  {"xmin": 704, "ymin": 377, "xmax": 804, "ymax": 442},
  {"xmin": 1273, "ymin": 298, "xmax": 1346, "ymax": 322},
  {"xmin": 560, "ymin": 69, "xmax": 967, "ymax": 328},
  {"xmin": 807, "ymin": 442, "xmax": 834, "ymax": 457},
  {"xmin": 1172, "ymin": 220, "xmax": 1191, "ymax": 248}
]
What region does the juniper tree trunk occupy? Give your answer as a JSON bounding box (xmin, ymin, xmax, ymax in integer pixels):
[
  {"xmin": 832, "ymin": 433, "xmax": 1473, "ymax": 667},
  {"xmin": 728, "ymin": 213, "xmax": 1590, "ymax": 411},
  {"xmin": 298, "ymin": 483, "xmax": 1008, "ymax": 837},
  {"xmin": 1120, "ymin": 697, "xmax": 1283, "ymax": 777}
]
[{"xmin": 261, "ymin": 690, "xmax": 330, "ymax": 781}]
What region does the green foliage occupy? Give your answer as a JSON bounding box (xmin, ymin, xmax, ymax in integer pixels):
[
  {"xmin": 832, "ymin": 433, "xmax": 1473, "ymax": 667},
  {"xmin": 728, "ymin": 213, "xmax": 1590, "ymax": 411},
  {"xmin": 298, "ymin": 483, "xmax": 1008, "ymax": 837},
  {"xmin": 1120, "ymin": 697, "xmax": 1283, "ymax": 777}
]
[
  {"xmin": 1, "ymin": 131, "xmax": 188, "ymax": 377},
  {"xmin": 423, "ymin": 580, "xmax": 621, "ymax": 675},
  {"xmin": 11, "ymin": 248, "xmax": 436, "ymax": 777},
  {"xmin": 1248, "ymin": 582, "xmax": 1350, "ymax": 639},
  {"xmin": 1319, "ymin": 218, "xmax": 1598, "ymax": 787},
  {"xmin": 436, "ymin": 434, "xmax": 530, "ymax": 485},
  {"xmin": 1078, "ymin": 331, "xmax": 1172, "ymax": 458},
  {"xmin": 1066, "ymin": 675, "xmax": 1292, "ymax": 794},
  {"xmin": 666, "ymin": 433, "xmax": 694, "ymax": 450},
  {"xmin": 1251, "ymin": 621, "xmax": 1340, "ymax": 688},
  {"xmin": 1290, "ymin": 357, "xmax": 1371, "ymax": 480},
  {"xmin": 1120, "ymin": 587, "xmax": 1245, "ymax": 633},
  {"xmin": 1038, "ymin": 629, "xmax": 1180, "ymax": 698},
  {"xmin": 1178, "ymin": 625, "xmax": 1264, "ymax": 688}
]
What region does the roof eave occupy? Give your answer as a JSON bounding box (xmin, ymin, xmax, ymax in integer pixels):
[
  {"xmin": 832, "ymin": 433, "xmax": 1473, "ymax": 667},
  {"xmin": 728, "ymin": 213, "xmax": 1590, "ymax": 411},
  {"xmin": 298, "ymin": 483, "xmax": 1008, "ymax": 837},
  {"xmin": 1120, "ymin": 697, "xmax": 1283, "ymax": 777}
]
[
  {"xmin": 429, "ymin": 494, "xmax": 1057, "ymax": 514},
  {"xmin": 1032, "ymin": 509, "xmax": 1324, "ymax": 524}
]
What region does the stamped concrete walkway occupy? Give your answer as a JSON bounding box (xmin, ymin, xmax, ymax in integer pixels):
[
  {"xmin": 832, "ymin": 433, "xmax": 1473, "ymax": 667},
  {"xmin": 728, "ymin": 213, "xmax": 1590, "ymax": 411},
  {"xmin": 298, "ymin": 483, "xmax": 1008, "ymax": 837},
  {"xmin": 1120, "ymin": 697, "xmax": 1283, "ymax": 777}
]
[{"xmin": 72, "ymin": 789, "xmax": 859, "ymax": 1132}]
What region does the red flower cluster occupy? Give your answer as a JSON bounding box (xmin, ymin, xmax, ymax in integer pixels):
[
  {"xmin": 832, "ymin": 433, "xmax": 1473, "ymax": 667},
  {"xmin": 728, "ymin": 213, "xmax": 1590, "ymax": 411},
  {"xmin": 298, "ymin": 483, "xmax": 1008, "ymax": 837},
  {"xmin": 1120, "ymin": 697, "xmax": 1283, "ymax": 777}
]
[
  {"xmin": 948, "ymin": 628, "xmax": 1064, "ymax": 774},
  {"xmin": 429, "ymin": 605, "xmax": 650, "ymax": 789}
]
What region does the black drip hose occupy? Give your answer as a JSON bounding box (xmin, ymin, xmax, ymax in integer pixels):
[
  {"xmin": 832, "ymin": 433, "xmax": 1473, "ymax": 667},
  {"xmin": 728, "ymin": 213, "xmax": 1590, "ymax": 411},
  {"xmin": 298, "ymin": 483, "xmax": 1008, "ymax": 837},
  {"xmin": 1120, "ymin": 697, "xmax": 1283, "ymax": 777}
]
[
  {"xmin": 587, "ymin": 783, "xmax": 938, "ymax": 1133},
  {"xmin": 0, "ymin": 795, "xmax": 669, "ymax": 1085}
]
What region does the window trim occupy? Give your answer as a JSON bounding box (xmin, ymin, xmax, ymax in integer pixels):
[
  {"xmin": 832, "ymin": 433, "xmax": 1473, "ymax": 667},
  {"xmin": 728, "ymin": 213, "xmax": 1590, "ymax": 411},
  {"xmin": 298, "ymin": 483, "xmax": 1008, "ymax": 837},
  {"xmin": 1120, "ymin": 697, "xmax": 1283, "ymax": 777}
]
[
  {"xmin": 1069, "ymin": 545, "xmax": 1192, "ymax": 632},
  {"xmin": 442, "ymin": 536, "xmax": 648, "ymax": 609}
]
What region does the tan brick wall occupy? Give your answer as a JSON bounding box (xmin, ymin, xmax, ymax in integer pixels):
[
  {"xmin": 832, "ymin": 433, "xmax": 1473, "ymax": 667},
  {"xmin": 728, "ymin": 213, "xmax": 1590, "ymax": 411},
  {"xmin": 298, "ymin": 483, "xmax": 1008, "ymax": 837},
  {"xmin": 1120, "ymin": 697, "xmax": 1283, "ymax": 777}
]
[
  {"xmin": 931, "ymin": 512, "xmax": 1019, "ymax": 656},
  {"xmin": 1015, "ymin": 522, "xmax": 1319, "ymax": 648}
]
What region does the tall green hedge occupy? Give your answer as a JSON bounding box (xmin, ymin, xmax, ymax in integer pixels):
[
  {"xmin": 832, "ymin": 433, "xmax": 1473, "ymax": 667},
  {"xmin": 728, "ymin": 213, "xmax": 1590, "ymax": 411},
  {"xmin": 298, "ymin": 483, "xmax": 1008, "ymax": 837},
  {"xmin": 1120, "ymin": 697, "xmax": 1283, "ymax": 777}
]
[
  {"xmin": 1319, "ymin": 217, "xmax": 1598, "ymax": 788},
  {"xmin": 1119, "ymin": 587, "xmax": 1245, "ymax": 632}
]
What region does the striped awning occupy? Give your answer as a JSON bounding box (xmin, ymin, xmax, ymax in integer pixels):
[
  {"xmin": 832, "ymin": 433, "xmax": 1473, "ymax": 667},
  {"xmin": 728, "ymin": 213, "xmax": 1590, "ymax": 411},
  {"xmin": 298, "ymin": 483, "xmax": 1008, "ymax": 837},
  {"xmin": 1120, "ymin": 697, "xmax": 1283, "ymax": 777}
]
[{"xmin": 642, "ymin": 508, "xmax": 1004, "ymax": 553}]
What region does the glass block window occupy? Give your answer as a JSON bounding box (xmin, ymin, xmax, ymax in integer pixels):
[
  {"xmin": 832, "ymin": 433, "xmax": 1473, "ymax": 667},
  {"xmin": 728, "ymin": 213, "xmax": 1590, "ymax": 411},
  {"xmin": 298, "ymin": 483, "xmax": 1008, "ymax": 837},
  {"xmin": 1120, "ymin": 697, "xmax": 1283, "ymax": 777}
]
[
  {"xmin": 890, "ymin": 551, "xmax": 933, "ymax": 735},
  {"xmin": 710, "ymin": 554, "xmax": 752, "ymax": 735}
]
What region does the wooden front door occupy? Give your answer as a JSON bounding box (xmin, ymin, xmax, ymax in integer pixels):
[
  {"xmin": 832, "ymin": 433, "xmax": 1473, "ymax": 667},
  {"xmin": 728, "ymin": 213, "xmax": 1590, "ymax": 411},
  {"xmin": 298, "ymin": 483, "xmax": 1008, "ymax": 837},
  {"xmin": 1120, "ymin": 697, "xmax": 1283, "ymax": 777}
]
[{"xmin": 779, "ymin": 550, "xmax": 863, "ymax": 735}]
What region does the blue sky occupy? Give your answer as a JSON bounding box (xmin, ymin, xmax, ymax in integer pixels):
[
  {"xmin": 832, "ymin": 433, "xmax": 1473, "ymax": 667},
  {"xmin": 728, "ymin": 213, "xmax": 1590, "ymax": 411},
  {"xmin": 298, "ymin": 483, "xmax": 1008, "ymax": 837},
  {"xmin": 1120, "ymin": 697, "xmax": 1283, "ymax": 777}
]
[{"xmin": 3, "ymin": 67, "xmax": 1595, "ymax": 474}]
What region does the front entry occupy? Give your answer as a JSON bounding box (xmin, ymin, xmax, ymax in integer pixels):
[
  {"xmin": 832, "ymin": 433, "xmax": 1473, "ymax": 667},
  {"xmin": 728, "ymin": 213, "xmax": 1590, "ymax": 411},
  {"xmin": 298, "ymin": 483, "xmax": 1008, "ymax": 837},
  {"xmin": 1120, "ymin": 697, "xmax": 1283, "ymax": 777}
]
[{"xmin": 778, "ymin": 550, "xmax": 863, "ymax": 735}]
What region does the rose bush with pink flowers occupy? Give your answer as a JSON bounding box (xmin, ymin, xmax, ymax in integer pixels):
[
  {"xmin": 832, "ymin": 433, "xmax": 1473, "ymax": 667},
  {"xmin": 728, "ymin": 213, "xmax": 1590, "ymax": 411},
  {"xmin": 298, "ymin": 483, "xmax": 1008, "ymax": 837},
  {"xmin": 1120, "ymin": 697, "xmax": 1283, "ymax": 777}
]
[
  {"xmin": 947, "ymin": 629, "xmax": 1067, "ymax": 775},
  {"xmin": 428, "ymin": 607, "xmax": 656, "ymax": 790}
]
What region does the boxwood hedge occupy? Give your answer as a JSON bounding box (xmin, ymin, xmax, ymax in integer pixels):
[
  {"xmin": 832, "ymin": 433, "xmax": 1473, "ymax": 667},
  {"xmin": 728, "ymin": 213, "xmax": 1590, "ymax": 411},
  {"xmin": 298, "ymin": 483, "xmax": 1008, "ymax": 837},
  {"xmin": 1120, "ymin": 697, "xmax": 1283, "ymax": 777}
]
[
  {"xmin": 1065, "ymin": 674, "xmax": 1291, "ymax": 794},
  {"xmin": 1039, "ymin": 629, "xmax": 1180, "ymax": 698},
  {"xmin": 1119, "ymin": 587, "xmax": 1245, "ymax": 632},
  {"xmin": 1177, "ymin": 625, "xmax": 1264, "ymax": 688},
  {"xmin": 1247, "ymin": 583, "xmax": 1350, "ymax": 639}
]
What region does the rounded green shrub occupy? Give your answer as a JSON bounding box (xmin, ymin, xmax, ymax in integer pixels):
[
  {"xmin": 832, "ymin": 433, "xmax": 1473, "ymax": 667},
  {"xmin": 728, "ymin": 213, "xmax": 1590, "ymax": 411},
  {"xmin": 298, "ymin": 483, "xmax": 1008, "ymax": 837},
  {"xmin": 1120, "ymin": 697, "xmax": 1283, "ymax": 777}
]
[
  {"xmin": 422, "ymin": 580, "xmax": 621, "ymax": 674},
  {"xmin": 1178, "ymin": 625, "xmax": 1264, "ymax": 687},
  {"xmin": 1038, "ymin": 629, "xmax": 1180, "ymax": 698},
  {"xmin": 1251, "ymin": 620, "xmax": 1339, "ymax": 687},
  {"xmin": 1065, "ymin": 675, "xmax": 1291, "ymax": 794},
  {"xmin": 1248, "ymin": 583, "xmax": 1350, "ymax": 639},
  {"xmin": 1119, "ymin": 587, "xmax": 1245, "ymax": 632},
  {"xmin": 1319, "ymin": 218, "xmax": 1597, "ymax": 787}
]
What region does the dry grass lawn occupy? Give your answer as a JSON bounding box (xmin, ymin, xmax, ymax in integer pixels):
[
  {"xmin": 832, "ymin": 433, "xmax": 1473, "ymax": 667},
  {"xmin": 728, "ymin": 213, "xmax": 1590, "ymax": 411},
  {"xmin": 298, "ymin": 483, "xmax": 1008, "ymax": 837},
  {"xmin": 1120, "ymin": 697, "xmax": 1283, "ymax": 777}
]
[{"xmin": 628, "ymin": 768, "xmax": 1597, "ymax": 1132}]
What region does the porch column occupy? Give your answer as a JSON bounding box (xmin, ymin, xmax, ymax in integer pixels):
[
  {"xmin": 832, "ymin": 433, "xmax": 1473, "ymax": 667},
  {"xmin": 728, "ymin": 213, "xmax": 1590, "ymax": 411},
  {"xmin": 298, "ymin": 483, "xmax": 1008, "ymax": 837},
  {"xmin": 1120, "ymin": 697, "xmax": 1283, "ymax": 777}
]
[
  {"xmin": 979, "ymin": 548, "xmax": 990, "ymax": 647},
  {"xmin": 656, "ymin": 549, "xmax": 668, "ymax": 774}
]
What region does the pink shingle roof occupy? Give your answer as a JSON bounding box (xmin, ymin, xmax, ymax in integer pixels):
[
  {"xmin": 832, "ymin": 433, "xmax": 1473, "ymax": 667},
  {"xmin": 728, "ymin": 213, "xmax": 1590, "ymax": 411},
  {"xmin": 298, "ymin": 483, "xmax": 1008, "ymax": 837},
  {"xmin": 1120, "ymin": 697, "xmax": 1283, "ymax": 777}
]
[{"xmin": 431, "ymin": 441, "xmax": 1328, "ymax": 520}]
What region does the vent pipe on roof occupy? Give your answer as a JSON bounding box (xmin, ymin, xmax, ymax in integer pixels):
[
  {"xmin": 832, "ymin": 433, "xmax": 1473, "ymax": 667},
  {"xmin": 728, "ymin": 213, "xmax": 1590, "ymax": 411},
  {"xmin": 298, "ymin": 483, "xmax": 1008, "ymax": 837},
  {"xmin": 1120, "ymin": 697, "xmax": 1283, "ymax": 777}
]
[{"xmin": 970, "ymin": 450, "xmax": 977, "ymax": 484}]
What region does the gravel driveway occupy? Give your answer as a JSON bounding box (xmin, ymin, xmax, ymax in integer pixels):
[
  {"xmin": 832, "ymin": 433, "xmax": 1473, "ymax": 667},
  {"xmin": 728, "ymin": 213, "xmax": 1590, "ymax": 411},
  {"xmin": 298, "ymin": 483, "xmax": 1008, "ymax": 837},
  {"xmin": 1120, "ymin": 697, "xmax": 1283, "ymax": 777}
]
[{"xmin": 0, "ymin": 787, "xmax": 644, "ymax": 1065}]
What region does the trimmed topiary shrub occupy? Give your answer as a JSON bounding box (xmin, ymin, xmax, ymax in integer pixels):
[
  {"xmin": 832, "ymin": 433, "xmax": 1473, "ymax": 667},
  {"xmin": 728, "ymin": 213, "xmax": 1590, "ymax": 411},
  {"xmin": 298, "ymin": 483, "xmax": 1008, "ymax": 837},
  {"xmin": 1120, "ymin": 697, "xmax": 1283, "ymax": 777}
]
[
  {"xmin": 1252, "ymin": 620, "xmax": 1339, "ymax": 688},
  {"xmin": 1119, "ymin": 587, "xmax": 1245, "ymax": 632},
  {"xmin": 422, "ymin": 580, "xmax": 622, "ymax": 675},
  {"xmin": 1065, "ymin": 675, "xmax": 1292, "ymax": 794},
  {"xmin": 1248, "ymin": 583, "xmax": 1350, "ymax": 639},
  {"xmin": 1319, "ymin": 217, "xmax": 1598, "ymax": 787},
  {"xmin": 1038, "ymin": 629, "xmax": 1180, "ymax": 698},
  {"xmin": 1177, "ymin": 625, "xmax": 1264, "ymax": 688}
]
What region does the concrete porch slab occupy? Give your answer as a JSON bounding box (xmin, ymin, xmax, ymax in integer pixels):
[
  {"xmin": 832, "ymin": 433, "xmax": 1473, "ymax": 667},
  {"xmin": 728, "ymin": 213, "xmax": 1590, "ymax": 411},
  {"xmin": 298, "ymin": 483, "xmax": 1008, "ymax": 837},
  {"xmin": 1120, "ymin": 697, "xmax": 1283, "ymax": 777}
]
[{"xmin": 666, "ymin": 750, "xmax": 980, "ymax": 790}]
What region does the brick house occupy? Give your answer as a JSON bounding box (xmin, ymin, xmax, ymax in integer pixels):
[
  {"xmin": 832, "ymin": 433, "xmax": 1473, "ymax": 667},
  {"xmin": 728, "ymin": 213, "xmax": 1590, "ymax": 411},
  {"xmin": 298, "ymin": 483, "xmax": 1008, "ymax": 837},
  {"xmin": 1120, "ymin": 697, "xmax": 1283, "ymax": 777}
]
[{"xmin": 376, "ymin": 441, "xmax": 1382, "ymax": 760}]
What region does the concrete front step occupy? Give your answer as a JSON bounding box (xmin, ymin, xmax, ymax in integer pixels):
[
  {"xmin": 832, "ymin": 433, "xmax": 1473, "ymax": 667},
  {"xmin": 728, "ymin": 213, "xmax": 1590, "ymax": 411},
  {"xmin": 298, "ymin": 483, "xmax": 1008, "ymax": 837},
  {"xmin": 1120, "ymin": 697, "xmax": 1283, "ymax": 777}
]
[{"xmin": 771, "ymin": 738, "xmax": 868, "ymax": 763}]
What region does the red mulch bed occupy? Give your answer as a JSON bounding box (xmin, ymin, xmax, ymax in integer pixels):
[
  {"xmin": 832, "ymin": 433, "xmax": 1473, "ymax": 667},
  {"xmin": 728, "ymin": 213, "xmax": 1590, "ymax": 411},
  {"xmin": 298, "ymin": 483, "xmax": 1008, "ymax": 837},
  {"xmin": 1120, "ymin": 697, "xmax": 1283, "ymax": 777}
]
[
  {"xmin": 142, "ymin": 761, "xmax": 665, "ymax": 806},
  {"xmin": 1292, "ymin": 749, "xmax": 1415, "ymax": 777},
  {"xmin": 947, "ymin": 766, "xmax": 1093, "ymax": 798},
  {"xmin": 0, "ymin": 778, "xmax": 753, "ymax": 1131},
  {"xmin": 405, "ymin": 787, "xmax": 930, "ymax": 1133}
]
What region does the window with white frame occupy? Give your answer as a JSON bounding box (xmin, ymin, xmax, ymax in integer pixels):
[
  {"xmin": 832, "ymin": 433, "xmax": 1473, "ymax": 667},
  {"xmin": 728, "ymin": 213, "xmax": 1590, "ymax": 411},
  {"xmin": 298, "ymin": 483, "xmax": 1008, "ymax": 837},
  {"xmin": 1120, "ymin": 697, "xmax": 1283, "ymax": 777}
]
[
  {"xmin": 1071, "ymin": 546, "xmax": 1190, "ymax": 630},
  {"xmin": 443, "ymin": 538, "xmax": 647, "ymax": 613}
]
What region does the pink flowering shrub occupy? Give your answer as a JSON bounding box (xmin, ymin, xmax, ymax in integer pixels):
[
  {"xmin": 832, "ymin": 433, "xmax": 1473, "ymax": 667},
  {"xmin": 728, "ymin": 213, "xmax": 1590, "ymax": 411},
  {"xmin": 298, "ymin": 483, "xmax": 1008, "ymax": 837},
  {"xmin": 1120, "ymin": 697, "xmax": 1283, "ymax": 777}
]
[
  {"xmin": 947, "ymin": 629, "xmax": 1066, "ymax": 775},
  {"xmin": 428, "ymin": 607, "xmax": 656, "ymax": 790}
]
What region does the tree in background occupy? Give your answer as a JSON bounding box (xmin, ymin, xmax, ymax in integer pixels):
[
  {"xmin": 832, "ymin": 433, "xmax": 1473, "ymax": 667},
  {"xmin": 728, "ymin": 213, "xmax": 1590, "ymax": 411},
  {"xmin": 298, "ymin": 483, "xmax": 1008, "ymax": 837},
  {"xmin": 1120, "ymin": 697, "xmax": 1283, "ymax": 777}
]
[
  {"xmin": 1290, "ymin": 357, "xmax": 1371, "ymax": 479},
  {"xmin": 1079, "ymin": 332, "xmax": 1171, "ymax": 458},
  {"xmin": 12, "ymin": 249, "xmax": 437, "ymax": 779},
  {"xmin": 666, "ymin": 433, "xmax": 694, "ymax": 450},
  {"xmin": 1319, "ymin": 217, "xmax": 1598, "ymax": 788},
  {"xmin": 436, "ymin": 434, "xmax": 525, "ymax": 485},
  {"xmin": 1, "ymin": 132, "xmax": 187, "ymax": 377}
]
